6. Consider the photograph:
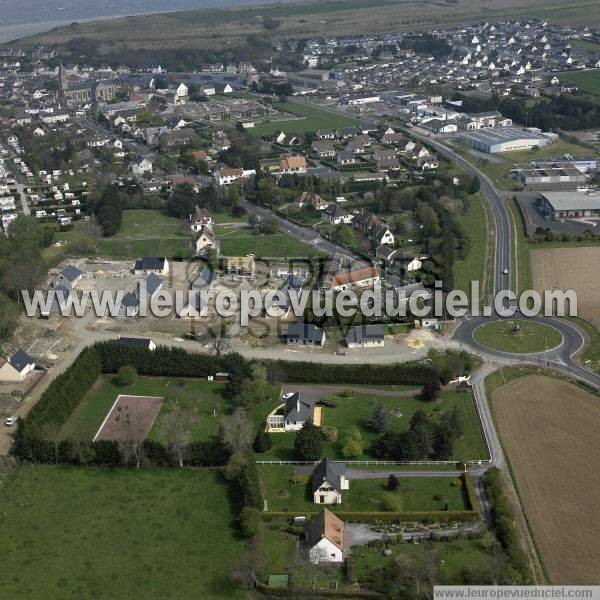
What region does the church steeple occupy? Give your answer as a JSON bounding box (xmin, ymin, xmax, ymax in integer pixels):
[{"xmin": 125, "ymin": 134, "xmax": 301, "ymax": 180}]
[{"xmin": 58, "ymin": 61, "xmax": 67, "ymax": 100}]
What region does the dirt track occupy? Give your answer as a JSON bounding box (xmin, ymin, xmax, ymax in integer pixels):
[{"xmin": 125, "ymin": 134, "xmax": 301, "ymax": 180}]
[
  {"xmin": 531, "ymin": 247, "xmax": 600, "ymax": 330},
  {"xmin": 94, "ymin": 395, "xmax": 164, "ymax": 442},
  {"xmin": 492, "ymin": 375, "xmax": 600, "ymax": 584}
]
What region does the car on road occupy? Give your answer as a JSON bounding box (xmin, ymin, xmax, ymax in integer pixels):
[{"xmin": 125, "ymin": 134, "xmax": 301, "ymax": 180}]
[
  {"xmin": 4, "ymin": 416, "xmax": 18, "ymax": 427},
  {"xmin": 503, "ymin": 268, "xmax": 509, "ymax": 274}
]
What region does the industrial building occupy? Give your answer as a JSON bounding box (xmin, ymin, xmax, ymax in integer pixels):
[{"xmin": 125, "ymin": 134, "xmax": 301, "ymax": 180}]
[
  {"xmin": 538, "ymin": 191, "xmax": 600, "ymax": 221},
  {"xmin": 512, "ymin": 160, "xmax": 589, "ymax": 186},
  {"xmin": 459, "ymin": 127, "xmax": 551, "ymax": 153}
]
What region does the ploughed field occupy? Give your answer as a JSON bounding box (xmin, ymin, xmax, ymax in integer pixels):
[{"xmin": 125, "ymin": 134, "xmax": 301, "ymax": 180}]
[{"xmin": 492, "ymin": 374, "xmax": 600, "ymax": 584}]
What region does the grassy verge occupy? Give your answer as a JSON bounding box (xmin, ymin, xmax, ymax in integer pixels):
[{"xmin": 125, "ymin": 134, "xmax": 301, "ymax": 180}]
[
  {"xmin": 566, "ymin": 316, "xmax": 600, "ymax": 374},
  {"xmin": 507, "ymin": 197, "xmax": 532, "ymax": 294},
  {"xmin": 454, "ymin": 192, "xmax": 492, "ymax": 303},
  {"xmin": 0, "ymin": 465, "xmax": 245, "ymax": 600}
]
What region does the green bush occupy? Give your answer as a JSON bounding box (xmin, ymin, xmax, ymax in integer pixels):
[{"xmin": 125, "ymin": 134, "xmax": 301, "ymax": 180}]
[
  {"xmin": 294, "ymin": 422, "xmax": 323, "ymax": 461},
  {"xmin": 321, "ymin": 426, "xmax": 338, "ymax": 442},
  {"xmin": 116, "ymin": 365, "xmax": 137, "ymax": 386},
  {"xmin": 253, "ymin": 427, "xmax": 273, "ymax": 453},
  {"xmin": 240, "ymin": 507, "xmax": 262, "ymax": 539}
]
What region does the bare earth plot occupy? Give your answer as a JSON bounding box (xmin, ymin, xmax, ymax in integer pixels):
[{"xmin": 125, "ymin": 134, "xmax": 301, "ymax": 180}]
[
  {"xmin": 531, "ymin": 247, "xmax": 600, "ymax": 329},
  {"xmin": 492, "ymin": 375, "xmax": 600, "ymax": 584},
  {"xmin": 93, "ymin": 395, "xmax": 164, "ymax": 442}
]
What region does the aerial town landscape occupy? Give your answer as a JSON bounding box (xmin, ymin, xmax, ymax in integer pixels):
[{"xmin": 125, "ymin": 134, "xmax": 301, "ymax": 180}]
[{"xmin": 0, "ymin": 0, "xmax": 599, "ymax": 597}]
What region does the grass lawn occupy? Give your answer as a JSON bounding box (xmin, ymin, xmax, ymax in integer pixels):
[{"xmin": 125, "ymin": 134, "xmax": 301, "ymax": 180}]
[
  {"xmin": 453, "ymin": 192, "xmax": 491, "ymax": 302},
  {"xmin": 252, "ymin": 390, "xmax": 488, "ymax": 462},
  {"xmin": 97, "ymin": 209, "xmax": 193, "ymax": 259},
  {"xmin": 60, "ymin": 375, "xmax": 229, "ymax": 442},
  {"xmin": 557, "ymin": 70, "xmax": 600, "ymax": 95},
  {"xmin": 352, "ymin": 538, "xmax": 498, "ymax": 585},
  {"xmin": 0, "ymin": 465, "xmax": 245, "ymax": 600},
  {"xmin": 249, "ymin": 100, "xmax": 358, "ymax": 137},
  {"xmin": 217, "ymin": 231, "xmax": 323, "ymax": 257},
  {"xmin": 259, "ymin": 466, "xmax": 469, "ymax": 513},
  {"xmin": 566, "ymin": 317, "xmax": 600, "ymax": 374},
  {"xmin": 473, "ymin": 320, "xmax": 562, "ymax": 354}
]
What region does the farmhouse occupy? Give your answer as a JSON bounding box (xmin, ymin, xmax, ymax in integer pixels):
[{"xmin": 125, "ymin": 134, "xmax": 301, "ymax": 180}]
[
  {"xmin": 286, "ymin": 323, "xmax": 326, "ymax": 347},
  {"xmin": 304, "ymin": 509, "xmax": 345, "ymax": 564},
  {"xmin": 346, "ymin": 324, "xmax": 385, "ymax": 348},
  {"xmin": 52, "ymin": 264, "xmax": 83, "ymax": 289},
  {"xmin": 267, "ymin": 392, "xmax": 316, "ymax": 431},
  {"xmin": 538, "ymin": 191, "xmax": 600, "ymax": 220},
  {"xmin": 311, "ymin": 458, "xmax": 349, "ymax": 504},
  {"xmin": 0, "ymin": 349, "xmax": 35, "ymax": 382},
  {"xmin": 134, "ymin": 257, "xmax": 169, "ymax": 276}
]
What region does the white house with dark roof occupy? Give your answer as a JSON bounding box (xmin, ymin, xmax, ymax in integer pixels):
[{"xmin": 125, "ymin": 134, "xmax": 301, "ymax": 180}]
[
  {"xmin": 53, "ymin": 264, "xmax": 83, "ymax": 289},
  {"xmin": 134, "ymin": 256, "xmax": 169, "ymax": 276},
  {"xmin": 286, "ymin": 323, "xmax": 325, "ymax": 347},
  {"xmin": 346, "ymin": 324, "xmax": 385, "ymax": 348},
  {"xmin": 112, "ymin": 337, "xmax": 156, "ymax": 351},
  {"xmin": 0, "ymin": 349, "xmax": 36, "ymax": 381},
  {"xmin": 311, "ymin": 458, "xmax": 349, "ymax": 504},
  {"xmin": 267, "ymin": 392, "xmax": 316, "ymax": 431}
]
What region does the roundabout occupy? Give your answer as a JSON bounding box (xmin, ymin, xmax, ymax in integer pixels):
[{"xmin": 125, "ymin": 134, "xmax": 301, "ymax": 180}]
[{"xmin": 472, "ymin": 319, "xmax": 563, "ymax": 355}]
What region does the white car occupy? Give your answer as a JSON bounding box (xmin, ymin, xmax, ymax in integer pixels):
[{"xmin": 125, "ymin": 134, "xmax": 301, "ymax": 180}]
[
  {"xmin": 503, "ymin": 268, "xmax": 509, "ymax": 274},
  {"xmin": 4, "ymin": 416, "xmax": 18, "ymax": 427}
]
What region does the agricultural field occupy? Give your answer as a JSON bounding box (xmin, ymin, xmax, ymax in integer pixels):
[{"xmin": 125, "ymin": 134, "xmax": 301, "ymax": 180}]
[
  {"xmin": 259, "ymin": 467, "xmax": 470, "ymax": 513},
  {"xmin": 59, "ymin": 375, "xmax": 229, "ymax": 442},
  {"xmin": 20, "ymin": 0, "xmax": 600, "ymax": 53},
  {"xmin": 249, "ymin": 101, "xmax": 358, "ymax": 138},
  {"xmin": 251, "ymin": 387, "xmax": 488, "ymax": 462},
  {"xmin": 491, "ymin": 374, "xmax": 600, "ymax": 584},
  {"xmin": 473, "ymin": 320, "xmax": 563, "ymax": 354},
  {"xmin": 531, "ymin": 247, "xmax": 600, "ymax": 330},
  {"xmin": 0, "ymin": 465, "xmax": 246, "ymax": 599}
]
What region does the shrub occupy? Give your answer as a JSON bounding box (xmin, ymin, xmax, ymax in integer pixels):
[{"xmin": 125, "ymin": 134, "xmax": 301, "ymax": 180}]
[
  {"xmin": 294, "ymin": 422, "xmax": 323, "ymax": 461},
  {"xmin": 382, "ymin": 493, "xmax": 403, "ymax": 512},
  {"xmin": 451, "ymin": 478, "xmax": 463, "ymax": 488},
  {"xmin": 318, "ymin": 394, "xmax": 338, "ymax": 408},
  {"xmin": 236, "ymin": 454, "xmax": 263, "ymax": 510},
  {"xmin": 321, "ymin": 425, "xmax": 338, "ymax": 442},
  {"xmin": 240, "ymin": 507, "xmax": 262, "ymax": 539},
  {"xmin": 342, "ymin": 427, "xmax": 364, "ymax": 459},
  {"xmin": 388, "ymin": 474, "xmax": 399, "ymax": 491},
  {"xmin": 253, "ymin": 427, "xmax": 273, "ymax": 453},
  {"xmin": 116, "ymin": 365, "xmax": 137, "ymax": 386},
  {"xmin": 422, "ymin": 380, "xmax": 441, "ymax": 401}
]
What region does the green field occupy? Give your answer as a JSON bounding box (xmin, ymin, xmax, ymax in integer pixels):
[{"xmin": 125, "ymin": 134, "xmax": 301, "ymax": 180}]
[
  {"xmin": 473, "ymin": 320, "xmax": 562, "ymax": 354},
  {"xmin": 249, "ymin": 100, "xmax": 358, "ymax": 137},
  {"xmin": 453, "ymin": 192, "xmax": 491, "ymax": 302},
  {"xmin": 216, "ymin": 229, "xmax": 323, "ymax": 257},
  {"xmin": 60, "ymin": 375, "xmax": 229, "ymax": 442},
  {"xmin": 558, "ymin": 70, "xmax": 600, "ymax": 95},
  {"xmin": 252, "ymin": 389, "xmax": 488, "ymax": 462},
  {"xmin": 259, "ymin": 466, "xmax": 469, "ymax": 513},
  {"xmin": 97, "ymin": 209, "xmax": 192, "ymax": 259},
  {"xmin": 0, "ymin": 465, "xmax": 245, "ymax": 600}
]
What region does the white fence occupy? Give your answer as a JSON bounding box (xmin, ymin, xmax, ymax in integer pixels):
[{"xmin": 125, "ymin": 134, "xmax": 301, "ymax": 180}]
[{"xmin": 256, "ymin": 459, "xmax": 492, "ymax": 466}]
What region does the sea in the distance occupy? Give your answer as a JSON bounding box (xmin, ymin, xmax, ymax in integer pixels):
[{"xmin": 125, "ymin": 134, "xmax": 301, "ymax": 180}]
[{"xmin": 0, "ymin": 0, "xmax": 302, "ymax": 43}]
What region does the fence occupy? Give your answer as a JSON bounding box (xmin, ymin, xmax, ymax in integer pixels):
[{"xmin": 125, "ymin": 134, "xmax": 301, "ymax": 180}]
[{"xmin": 256, "ymin": 459, "xmax": 492, "ymax": 466}]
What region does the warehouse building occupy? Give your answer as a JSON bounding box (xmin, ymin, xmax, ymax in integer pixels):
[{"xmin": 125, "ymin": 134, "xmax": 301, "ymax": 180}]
[
  {"xmin": 538, "ymin": 191, "xmax": 600, "ymax": 221},
  {"xmin": 512, "ymin": 160, "xmax": 589, "ymax": 186},
  {"xmin": 460, "ymin": 127, "xmax": 551, "ymax": 154}
]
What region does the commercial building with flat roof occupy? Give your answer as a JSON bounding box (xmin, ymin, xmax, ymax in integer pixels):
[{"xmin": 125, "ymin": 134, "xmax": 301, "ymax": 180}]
[{"xmin": 460, "ymin": 127, "xmax": 551, "ymax": 154}]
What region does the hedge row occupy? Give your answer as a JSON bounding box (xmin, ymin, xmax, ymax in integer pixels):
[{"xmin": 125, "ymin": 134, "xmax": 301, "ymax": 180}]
[
  {"xmin": 485, "ymin": 467, "xmax": 531, "ymax": 582},
  {"xmin": 463, "ymin": 474, "xmax": 479, "ymax": 512},
  {"xmin": 262, "ymin": 359, "xmax": 438, "ymax": 386},
  {"xmin": 255, "ymin": 583, "xmax": 379, "ymax": 598},
  {"xmin": 263, "ymin": 510, "xmax": 479, "ymax": 524}
]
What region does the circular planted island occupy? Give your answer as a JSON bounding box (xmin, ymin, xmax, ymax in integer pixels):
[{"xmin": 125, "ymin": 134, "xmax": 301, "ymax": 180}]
[{"xmin": 473, "ymin": 320, "xmax": 562, "ymax": 354}]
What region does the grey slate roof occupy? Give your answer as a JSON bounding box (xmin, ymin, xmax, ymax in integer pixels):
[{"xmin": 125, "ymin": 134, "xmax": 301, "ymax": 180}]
[
  {"xmin": 60, "ymin": 264, "xmax": 83, "ymax": 283},
  {"xmin": 139, "ymin": 273, "xmax": 162, "ymax": 297},
  {"xmin": 112, "ymin": 337, "xmax": 153, "ymax": 348},
  {"xmin": 286, "ymin": 323, "xmax": 324, "ymax": 344},
  {"xmin": 134, "ymin": 256, "xmax": 166, "ymax": 271},
  {"xmin": 191, "ymin": 266, "xmax": 214, "ymax": 290},
  {"xmin": 346, "ymin": 324, "xmax": 385, "ymax": 345},
  {"xmin": 283, "ymin": 392, "xmax": 315, "ymax": 422},
  {"xmin": 8, "ymin": 349, "xmax": 34, "ymax": 372},
  {"xmin": 311, "ymin": 458, "xmax": 347, "ymax": 494}
]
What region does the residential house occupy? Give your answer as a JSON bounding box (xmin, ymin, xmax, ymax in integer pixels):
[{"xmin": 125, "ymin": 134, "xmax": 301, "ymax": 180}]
[
  {"xmin": 311, "ymin": 458, "xmax": 349, "ymax": 504},
  {"xmin": 191, "ymin": 266, "xmax": 215, "ymax": 291},
  {"xmin": 323, "ymin": 204, "xmax": 353, "ymax": 225},
  {"xmin": 133, "ymin": 256, "xmax": 169, "ymax": 276},
  {"xmin": 130, "ymin": 157, "xmax": 153, "ymax": 176},
  {"xmin": 137, "ymin": 273, "xmax": 162, "ymax": 300},
  {"xmin": 118, "ymin": 292, "xmax": 140, "ymax": 318},
  {"xmin": 195, "ymin": 225, "xmax": 219, "ymax": 255},
  {"xmin": 371, "ymin": 224, "xmax": 395, "ymax": 246},
  {"xmin": 52, "ymin": 264, "xmax": 83, "ymax": 289},
  {"xmin": 352, "ymin": 209, "xmax": 383, "ymax": 233},
  {"xmin": 267, "ymin": 391, "xmax": 316, "ymax": 432},
  {"xmin": 286, "ymin": 323, "xmax": 326, "ymax": 347},
  {"xmin": 273, "ymin": 130, "xmax": 300, "ymax": 146},
  {"xmin": 214, "ymin": 167, "xmax": 255, "ymax": 186},
  {"xmin": 376, "ymin": 157, "xmax": 401, "ymax": 173},
  {"xmin": 298, "ymin": 191, "xmax": 329, "ymax": 210},
  {"xmin": 226, "ymin": 256, "xmax": 255, "ymax": 276},
  {"xmin": 336, "ymin": 151, "xmax": 356, "ymax": 165},
  {"xmin": 346, "ymin": 324, "xmax": 385, "ymax": 348},
  {"xmin": 315, "ymin": 129, "xmax": 335, "ymax": 140},
  {"xmin": 304, "ymin": 509, "xmax": 345, "ymax": 564},
  {"xmin": 190, "ymin": 207, "xmax": 213, "ymax": 232},
  {"xmin": 280, "ymin": 156, "xmax": 308, "ymax": 174},
  {"xmin": 177, "ymin": 293, "xmax": 208, "ymax": 319},
  {"xmin": 331, "ymin": 266, "xmax": 380, "ymax": 291},
  {"xmin": 0, "ymin": 349, "xmax": 35, "ymax": 382},
  {"xmin": 112, "ymin": 337, "xmax": 156, "ymax": 351},
  {"xmin": 311, "ymin": 140, "xmax": 336, "ymax": 157}
]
